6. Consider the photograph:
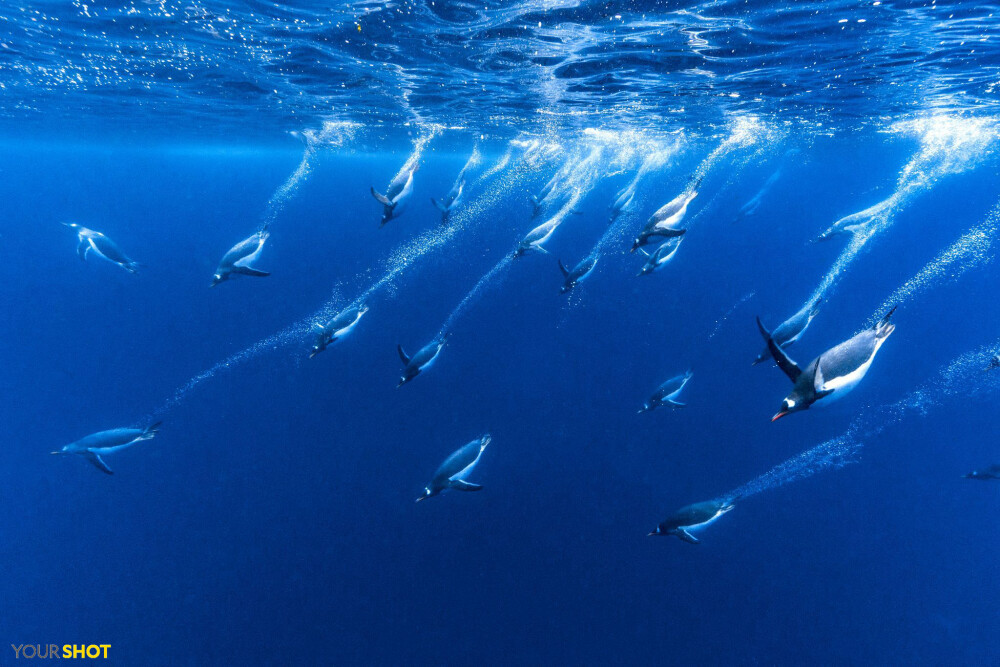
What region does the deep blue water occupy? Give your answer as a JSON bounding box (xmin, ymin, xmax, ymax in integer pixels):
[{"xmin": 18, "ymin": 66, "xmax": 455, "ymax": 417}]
[
  {"xmin": 3, "ymin": 1, "xmax": 1000, "ymax": 664},
  {"xmin": 2, "ymin": 126, "xmax": 999, "ymax": 664}
]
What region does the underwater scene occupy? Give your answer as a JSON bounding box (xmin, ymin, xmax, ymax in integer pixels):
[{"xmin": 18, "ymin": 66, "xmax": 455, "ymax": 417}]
[{"xmin": 2, "ymin": 0, "xmax": 1000, "ymax": 664}]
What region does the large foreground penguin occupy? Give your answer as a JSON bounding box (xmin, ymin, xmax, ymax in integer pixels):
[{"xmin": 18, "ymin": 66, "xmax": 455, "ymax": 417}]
[{"xmin": 757, "ymin": 306, "xmax": 897, "ymax": 421}]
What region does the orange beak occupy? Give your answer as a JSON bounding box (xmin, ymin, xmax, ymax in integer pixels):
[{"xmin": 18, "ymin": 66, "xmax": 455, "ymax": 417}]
[{"xmin": 771, "ymin": 411, "xmax": 789, "ymax": 422}]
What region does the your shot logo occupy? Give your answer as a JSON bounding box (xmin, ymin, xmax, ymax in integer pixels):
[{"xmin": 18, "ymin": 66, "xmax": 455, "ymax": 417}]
[{"xmin": 11, "ymin": 645, "xmax": 110, "ymax": 659}]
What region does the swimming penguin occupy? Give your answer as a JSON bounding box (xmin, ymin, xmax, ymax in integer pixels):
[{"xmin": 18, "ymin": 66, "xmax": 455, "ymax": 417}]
[
  {"xmin": 51, "ymin": 422, "xmax": 161, "ymax": 475},
  {"xmin": 397, "ymin": 333, "xmax": 450, "ymax": 387},
  {"xmin": 431, "ymin": 173, "xmax": 466, "ymax": 225},
  {"xmin": 813, "ymin": 199, "xmax": 891, "ymax": 242},
  {"xmin": 986, "ymin": 354, "xmax": 1000, "ymax": 371},
  {"xmin": 211, "ymin": 228, "xmax": 270, "ymax": 286},
  {"xmin": 416, "ymin": 434, "xmax": 491, "ymax": 502},
  {"xmin": 309, "ymin": 304, "xmax": 369, "ymax": 358},
  {"xmin": 558, "ymin": 256, "xmax": 598, "ymax": 293},
  {"xmin": 63, "ymin": 223, "xmax": 141, "ymax": 273},
  {"xmin": 514, "ymin": 217, "xmax": 561, "ymax": 257},
  {"xmin": 757, "ymin": 306, "xmax": 897, "ymax": 421},
  {"xmin": 530, "ymin": 174, "xmax": 558, "ymax": 217},
  {"xmin": 648, "ymin": 499, "xmax": 734, "ymax": 544},
  {"xmin": 964, "ymin": 464, "xmax": 1000, "ymax": 480},
  {"xmin": 636, "ymin": 236, "xmax": 684, "ymax": 277},
  {"xmin": 753, "ymin": 298, "xmax": 822, "ymax": 365},
  {"xmin": 609, "ymin": 183, "xmax": 637, "ymax": 224},
  {"xmin": 638, "ymin": 371, "xmax": 693, "ymax": 413},
  {"xmin": 631, "ymin": 184, "xmax": 698, "ymax": 252},
  {"xmin": 371, "ymin": 162, "xmax": 418, "ymax": 227}
]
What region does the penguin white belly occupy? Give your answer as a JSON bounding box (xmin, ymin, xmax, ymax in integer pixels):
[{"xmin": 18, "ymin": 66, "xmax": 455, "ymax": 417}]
[
  {"xmin": 686, "ymin": 511, "xmax": 725, "ymax": 533},
  {"xmin": 449, "ymin": 452, "xmax": 484, "ymax": 482},
  {"xmin": 88, "ymin": 238, "xmax": 116, "ymax": 264},
  {"xmin": 819, "ymin": 336, "xmax": 887, "ymax": 398},
  {"xmin": 90, "ymin": 438, "xmax": 142, "ymax": 454},
  {"xmin": 418, "ymin": 349, "xmax": 442, "ymax": 372},
  {"xmin": 333, "ymin": 319, "xmax": 359, "ymax": 338},
  {"xmin": 234, "ymin": 239, "xmax": 265, "ymax": 268}
]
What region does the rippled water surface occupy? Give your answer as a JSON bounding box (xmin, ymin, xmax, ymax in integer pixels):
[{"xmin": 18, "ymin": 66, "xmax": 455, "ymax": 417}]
[{"xmin": 2, "ymin": 0, "xmax": 999, "ymax": 135}]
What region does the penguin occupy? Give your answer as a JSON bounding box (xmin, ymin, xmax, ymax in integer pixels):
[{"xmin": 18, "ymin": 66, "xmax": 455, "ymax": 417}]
[
  {"xmin": 416, "ymin": 434, "xmax": 491, "ymax": 502},
  {"xmin": 648, "ymin": 500, "xmax": 734, "ymax": 544},
  {"xmin": 63, "ymin": 223, "xmax": 141, "ymax": 274},
  {"xmin": 964, "ymin": 464, "xmax": 1000, "ymax": 480},
  {"xmin": 514, "ymin": 217, "xmax": 560, "ymax": 257},
  {"xmin": 211, "ymin": 228, "xmax": 270, "ymax": 286},
  {"xmin": 985, "ymin": 354, "xmax": 1000, "ymax": 371},
  {"xmin": 753, "ymin": 298, "xmax": 822, "ymax": 365},
  {"xmin": 631, "ymin": 184, "xmax": 698, "ymax": 252},
  {"xmin": 757, "ymin": 306, "xmax": 897, "ymax": 421},
  {"xmin": 558, "ymin": 256, "xmax": 598, "ymax": 294},
  {"xmin": 309, "ymin": 304, "xmax": 369, "ymax": 358},
  {"xmin": 636, "ymin": 236, "xmax": 684, "ymax": 277},
  {"xmin": 813, "ymin": 199, "xmax": 890, "ymax": 242},
  {"xmin": 609, "ymin": 183, "xmax": 636, "ymax": 224},
  {"xmin": 431, "ymin": 173, "xmax": 466, "ymax": 225},
  {"xmin": 51, "ymin": 422, "xmax": 161, "ymax": 475},
  {"xmin": 638, "ymin": 371, "xmax": 693, "ymax": 413},
  {"xmin": 397, "ymin": 333, "xmax": 450, "ymax": 387},
  {"xmin": 530, "ymin": 174, "xmax": 558, "ymax": 217},
  {"xmin": 372, "ymin": 162, "xmax": 418, "ymax": 227}
]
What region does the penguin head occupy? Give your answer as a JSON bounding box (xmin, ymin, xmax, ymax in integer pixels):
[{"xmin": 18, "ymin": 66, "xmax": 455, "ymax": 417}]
[
  {"xmin": 772, "ymin": 395, "xmax": 807, "ymax": 421},
  {"xmin": 647, "ymin": 525, "xmax": 663, "ymax": 537},
  {"xmin": 415, "ymin": 487, "xmax": 434, "ymax": 503},
  {"xmin": 210, "ymin": 272, "xmax": 226, "ymax": 287}
]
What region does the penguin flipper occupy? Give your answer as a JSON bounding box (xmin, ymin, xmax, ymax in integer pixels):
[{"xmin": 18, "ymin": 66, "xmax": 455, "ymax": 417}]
[
  {"xmin": 557, "ymin": 259, "xmax": 569, "ymax": 277},
  {"xmin": 397, "ymin": 344, "xmax": 411, "ymax": 365},
  {"xmin": 449, "ymin": 480, "xmax": 483, "ymax": 492},
  {"xmin": 77, "ymin": 239, "xmax": 91, "ymax": 261},
  {"xmin": 83, "ymin": 451, "xmax": 113, "ymax": 475},
  {"xmin": 674, "ymin": 528, "xmax": 699, "ymax": 544},
  {"xmin": 370, "ymin": 187, "xmax": 391, "ymax": 206},
  {"xmin": 232, "ymin": 267, "xmax": 270, "ymax": 277},
  {"xmin": 756, "ymin": 316, "xmax": 802, "ymax": 382},
  {"xmin": 666, "ymin": 400, "xmax": 686, "ymax": 408},
  {"xmin": 431, "ymin": 197, "xmax": 446, "ymax": 213}
]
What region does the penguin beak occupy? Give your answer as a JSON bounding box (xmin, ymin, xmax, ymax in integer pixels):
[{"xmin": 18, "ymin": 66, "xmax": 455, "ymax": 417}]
[
  {"xmin": 646, "ymin": 530, "xmax": 659, "ymax": 537},
  {"xmin": 771, "ymin": 411, "xmax": 789, "ymax": 422},
  {"xmin": 415, "ymin": 495, "xmax": 426, "ymax": 503}
]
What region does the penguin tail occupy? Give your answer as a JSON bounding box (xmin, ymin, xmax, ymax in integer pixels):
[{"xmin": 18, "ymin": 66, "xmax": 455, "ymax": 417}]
[
  {"xmin": 141, "ymin": 422, "xmax": 162, "ymax": 440},
  {"xmin": 875, "ymin": 305, "xmax": 898, "ymax": 337},
  {"xmin": 370, "ymin": 187, "xmax": 391, "ymax": 206}
]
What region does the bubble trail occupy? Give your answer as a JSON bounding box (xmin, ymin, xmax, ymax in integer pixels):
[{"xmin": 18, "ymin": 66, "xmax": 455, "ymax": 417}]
[
  {"xmin": 585, "ymin": 143, "xmax": 682, "ymax": 260},
  {"xmin": 144, "ymin": 142, "xmax": 550, "ymax": 418},
  {"xmin": 669, "ymin": 116, "xmax": 781, "ymax": 229},
  {"xmin": 720, "ymin": 340, "xmax": 1000, "ymax": 505},
  {"xmin": 807, "ymin": 115, "xmax": 999, "ymax": 305},
  {"xmin": 260, "ymin": 121, "xmax": 360, "ymax": 230},
  {"xmin": 707, "ymin": 291, "xmax": 755, "ymax": 340},
  {"xmin": 436, "ymin": 134, "xmax": 630, "ymax": 336},
  {"xmin": 863, "ymin": 210, "xmax": 999, "ymax": 328}
]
